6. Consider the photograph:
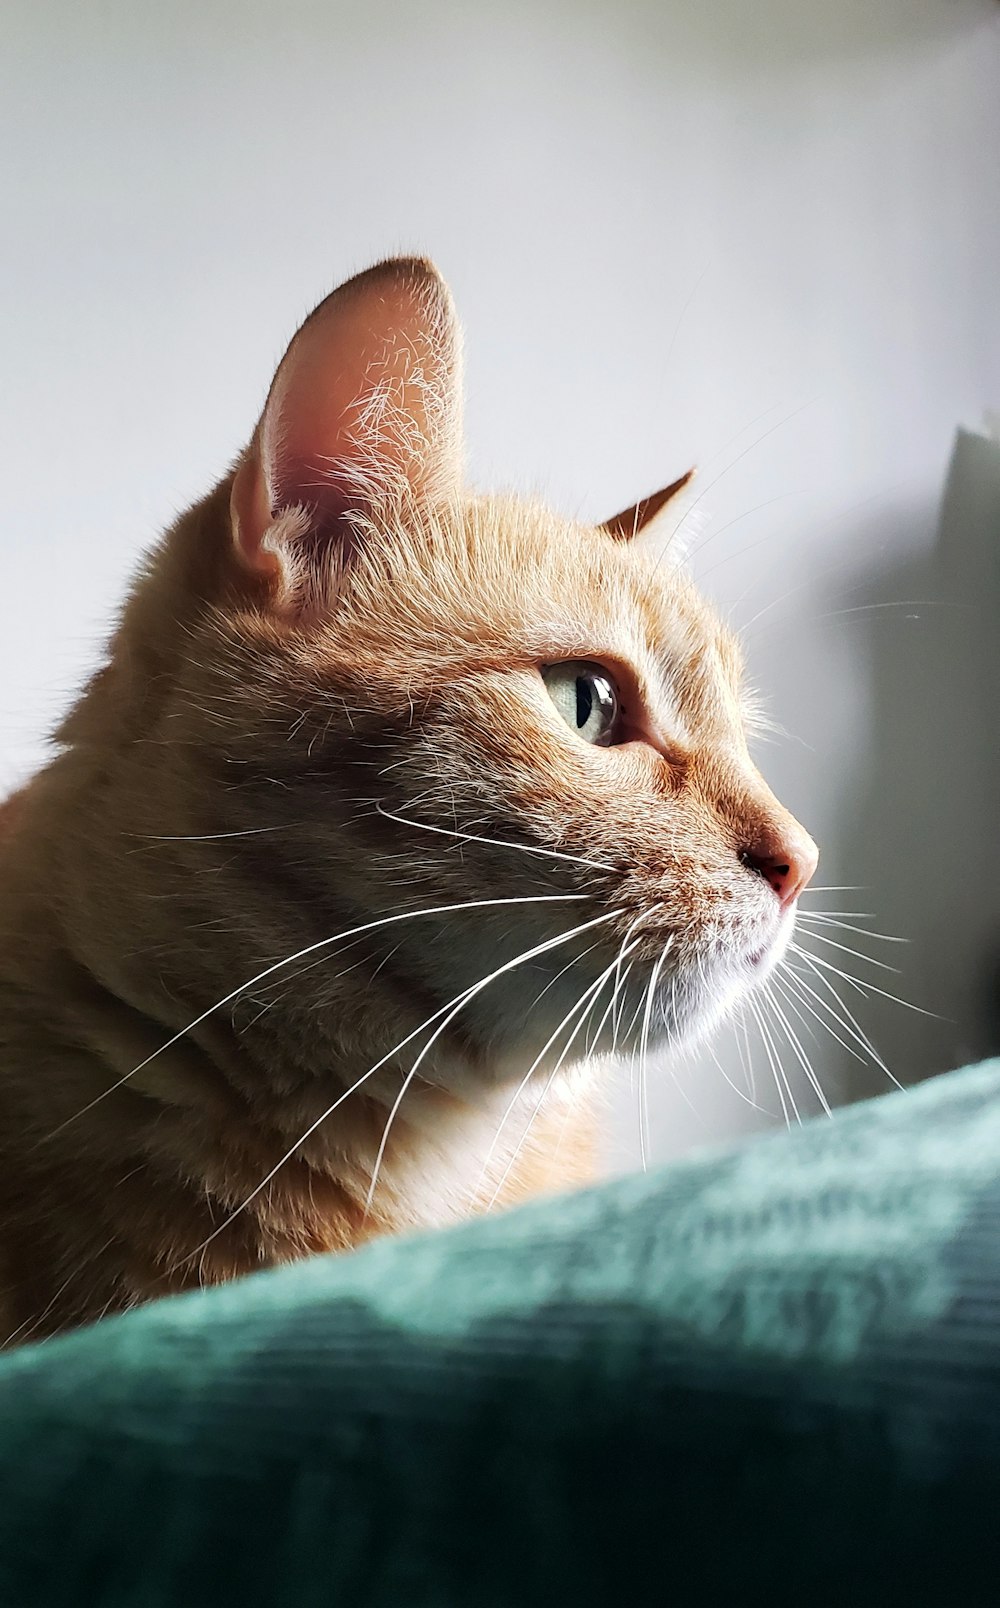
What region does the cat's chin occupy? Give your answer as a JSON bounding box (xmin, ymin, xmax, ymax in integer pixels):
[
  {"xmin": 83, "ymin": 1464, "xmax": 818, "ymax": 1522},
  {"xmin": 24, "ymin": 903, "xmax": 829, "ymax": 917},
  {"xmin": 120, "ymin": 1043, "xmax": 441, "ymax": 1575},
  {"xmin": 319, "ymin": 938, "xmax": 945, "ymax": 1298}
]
[
  {"xmin": 638, "ymin": 908, "xmax": 797, "ymax": 1055},
  {"xmin": 445, "ymin": 908, "xmax": 800, "ymax": 1101},
  {"xmin": 744, "ymin": 904, "xmax": 796, "ymax": 982}
]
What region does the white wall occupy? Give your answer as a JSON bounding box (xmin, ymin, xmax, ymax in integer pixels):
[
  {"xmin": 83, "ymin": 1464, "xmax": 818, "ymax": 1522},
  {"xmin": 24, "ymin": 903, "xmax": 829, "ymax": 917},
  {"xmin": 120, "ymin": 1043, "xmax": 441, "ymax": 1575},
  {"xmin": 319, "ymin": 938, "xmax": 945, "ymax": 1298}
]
[{"xmin": 2, "ymin": 0, "xmax": 998, "ymax": 1166}]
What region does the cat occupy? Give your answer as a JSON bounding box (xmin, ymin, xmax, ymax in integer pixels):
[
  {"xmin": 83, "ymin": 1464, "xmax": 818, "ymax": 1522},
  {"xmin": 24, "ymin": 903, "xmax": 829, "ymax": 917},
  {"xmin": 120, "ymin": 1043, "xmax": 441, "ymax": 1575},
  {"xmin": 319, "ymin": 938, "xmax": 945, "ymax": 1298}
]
[{"xmin": 0, "ymin": 257, "xmax": 817, "ymax": 1344}]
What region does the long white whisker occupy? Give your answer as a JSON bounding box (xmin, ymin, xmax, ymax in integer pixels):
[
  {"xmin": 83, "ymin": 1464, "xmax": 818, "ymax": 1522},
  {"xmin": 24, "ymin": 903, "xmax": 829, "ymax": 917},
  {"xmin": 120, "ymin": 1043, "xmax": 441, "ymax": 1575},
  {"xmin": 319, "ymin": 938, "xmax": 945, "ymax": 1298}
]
[
  {"xmin": 522, "ymin": 938, "xmax": 605, "ymax": 1018},
  {"xmin": 764, "ymin": 983, "xmax": 832, "ymax": 1116},
  {"xmin": 474, "ymin": 937, "xmax": 645, "ymax": 1205},
  {"xmin": 664, "ymin": 397, "xmax": 817, "ymax": 576},
  {"xmin": 375, "ymin": 803, "xmax": 614, "ymax": 872},
  {"xmin": 745, "ymin": 993, "xmax": 788, "ymax": 1125},
  {"xmin": 790, "ymin": 944, "xmax": 940, "ymax": 1019},
  {"xmin": 777, "ymin": 965, "xmax": 871, "ymax": 1069},
  {"xmin": 794, "ymin": 929, "xmax": 901, "ymax": 974},
  {"xmin": 761, "ymin": 990, "xmax": 804, "ymax": 1123},
  {"xmin": 589, "ymin": 960, "xmax": 634, "ymax": 1057},
  {"xmin": 363, "ymin": 911, "xmax": 627, "ymax": 1214},
  {"xmin": 796, "ymin": 914, "xmax": 906, "ymax": 944},
  {"xmin": 485, "ymin": 959, "xmax": 625, "ymax": 1211},
  {"xmin": 39, "ymin": 893, "xmax": 588, "ymax": 1145},
  {"xmin": 607, "ymin": 906, "xmax": 660, "ymax": 1055},
  {"xmin": 782, "ymin": 961, "xmax": 888, "ymax": 1071},
  {"xmin": 785, "ymin": 956, "xmax": 904, "ymax": 1088},
  {"xmin": 194, "ymin": 908, "xmax": 624, "ymax": 1259},
  {"xmin": 737, "ymin": 1011, "xmax": 757, "ymax": 1103},
  {"xmin": 778, "ymin": 962, "xmax": 894, "ymax": 1104},
  {"xmin": 748, "ymin": 991, "xmax": 799, "ymax": 1126},
  {"xmin": 798, "ymin": 886, "xmax": 864, "ymax": 895},
  {"xmin": 707, "ymin": 1041, "xmax": 772, "ymax": 1115},
  {"xmin": 693, "ymin": 491, "xmax": 809, "ymax": 579},
  {"xmin": 611, "ymin": 959, "xmax": 638, "ymax": 1056},
  {"xmin": 794, "ymin": 909, "xmax": 877, "ymax": 919},
  {"xmin": 130, "ymin": 825, "xmax": 294, "ymax": 844},
  {"xmin": 637, "ymin": 946, "xmax": 670, "ymax": 1171}
]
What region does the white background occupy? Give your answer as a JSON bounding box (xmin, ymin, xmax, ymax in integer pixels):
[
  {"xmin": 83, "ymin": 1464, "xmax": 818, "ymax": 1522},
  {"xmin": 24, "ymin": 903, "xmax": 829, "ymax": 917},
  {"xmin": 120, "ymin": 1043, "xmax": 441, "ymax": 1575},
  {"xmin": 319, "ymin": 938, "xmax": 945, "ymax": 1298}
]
[{"xmin": 2, "ymin": 0, "xmax": 998, "ymax": 1167}]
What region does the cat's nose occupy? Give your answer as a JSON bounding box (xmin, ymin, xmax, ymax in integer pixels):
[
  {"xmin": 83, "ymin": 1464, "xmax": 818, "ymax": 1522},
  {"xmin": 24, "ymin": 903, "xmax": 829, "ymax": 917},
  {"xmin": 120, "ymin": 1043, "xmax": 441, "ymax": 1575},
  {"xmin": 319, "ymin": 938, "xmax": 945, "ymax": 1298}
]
[{"xmin": 741, "ymin": 826, "xmax": 819, "ymax": 910}]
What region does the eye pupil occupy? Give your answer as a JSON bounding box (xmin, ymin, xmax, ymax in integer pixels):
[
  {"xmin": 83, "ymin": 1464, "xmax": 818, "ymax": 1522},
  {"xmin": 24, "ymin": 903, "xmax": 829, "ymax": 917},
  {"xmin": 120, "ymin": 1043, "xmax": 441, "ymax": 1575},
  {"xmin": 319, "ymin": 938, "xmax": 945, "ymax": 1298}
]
[
  {"xmin": 575, "ymin": 677, "xmax": 594, "ymax": 730},
  {"xmin": 542, "ymin": 660, "xmax": 622, "ymax": 747}
]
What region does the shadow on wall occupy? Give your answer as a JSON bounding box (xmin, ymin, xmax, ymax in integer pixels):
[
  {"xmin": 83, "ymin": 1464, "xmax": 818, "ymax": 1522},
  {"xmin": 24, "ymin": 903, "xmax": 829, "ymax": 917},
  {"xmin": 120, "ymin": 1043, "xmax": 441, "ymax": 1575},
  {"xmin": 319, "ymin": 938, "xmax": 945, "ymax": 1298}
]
[
  {"xmin": 842, "ymin": 426, "xmax": 1000, "ymax": 1101},
  {"xmin": 574, "ymin": 0, "xmax": 999, "ymax": 67}
]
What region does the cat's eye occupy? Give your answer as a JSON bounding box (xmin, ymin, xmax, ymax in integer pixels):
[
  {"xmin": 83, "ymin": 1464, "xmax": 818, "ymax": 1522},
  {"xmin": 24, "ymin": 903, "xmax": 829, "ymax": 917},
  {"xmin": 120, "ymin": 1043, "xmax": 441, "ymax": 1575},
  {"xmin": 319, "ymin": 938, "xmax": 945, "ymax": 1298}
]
[{"xmin": 542, "ymin": 661, "xmax": 622, "ymax": 747}]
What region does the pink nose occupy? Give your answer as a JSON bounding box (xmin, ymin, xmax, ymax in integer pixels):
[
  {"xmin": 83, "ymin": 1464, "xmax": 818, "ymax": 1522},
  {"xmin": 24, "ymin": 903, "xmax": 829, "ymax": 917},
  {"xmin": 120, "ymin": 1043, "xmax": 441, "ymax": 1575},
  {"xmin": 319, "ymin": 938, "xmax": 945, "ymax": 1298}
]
[{"xmin": 742, "ymin": 830, "xmax": 819, "ymax": 911}]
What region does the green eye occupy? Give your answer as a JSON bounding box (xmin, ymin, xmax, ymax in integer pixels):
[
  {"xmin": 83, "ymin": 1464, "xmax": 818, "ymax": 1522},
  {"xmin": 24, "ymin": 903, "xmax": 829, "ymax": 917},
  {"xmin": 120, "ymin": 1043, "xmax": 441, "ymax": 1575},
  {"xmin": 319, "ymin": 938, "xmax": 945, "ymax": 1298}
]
[{"xmin": 542, "ymin": 661, "xmax": 621, "ymax": 747}]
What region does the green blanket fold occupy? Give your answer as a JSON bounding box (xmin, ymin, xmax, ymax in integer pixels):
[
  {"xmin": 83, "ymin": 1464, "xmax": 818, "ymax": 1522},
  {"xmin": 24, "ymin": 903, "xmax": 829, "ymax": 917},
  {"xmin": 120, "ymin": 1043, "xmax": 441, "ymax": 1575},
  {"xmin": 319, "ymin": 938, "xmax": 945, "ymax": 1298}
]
[{"xmin": 2, "ymin": 1060, "xmax": 1000, "ymax": 1607}]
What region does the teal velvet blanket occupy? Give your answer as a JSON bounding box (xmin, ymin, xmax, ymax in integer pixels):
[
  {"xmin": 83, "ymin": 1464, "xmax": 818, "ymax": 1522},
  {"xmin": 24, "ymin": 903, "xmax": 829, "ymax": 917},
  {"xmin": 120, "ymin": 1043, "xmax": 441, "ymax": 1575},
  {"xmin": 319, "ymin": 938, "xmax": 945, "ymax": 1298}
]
[{"xmin": 2, "ymin": 1059, "xmax": 1000, "ymax": 1606}]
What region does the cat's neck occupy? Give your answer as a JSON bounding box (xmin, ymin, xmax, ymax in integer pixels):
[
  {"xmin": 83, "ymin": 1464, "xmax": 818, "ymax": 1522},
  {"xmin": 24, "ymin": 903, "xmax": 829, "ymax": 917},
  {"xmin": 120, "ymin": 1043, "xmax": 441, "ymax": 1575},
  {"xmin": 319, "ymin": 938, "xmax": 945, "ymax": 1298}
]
[{"xmin": 0, "ymin": 756, "xmax": 595, "ymax": 1339}]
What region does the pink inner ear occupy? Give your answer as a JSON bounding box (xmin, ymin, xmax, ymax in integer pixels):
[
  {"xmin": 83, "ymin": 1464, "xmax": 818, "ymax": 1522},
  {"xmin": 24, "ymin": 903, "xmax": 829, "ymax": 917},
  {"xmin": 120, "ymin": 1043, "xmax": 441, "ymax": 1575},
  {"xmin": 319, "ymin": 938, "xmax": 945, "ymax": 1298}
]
[{"xmin": 232, "ymin": 258, "xmax": 462, "ymax": 575}]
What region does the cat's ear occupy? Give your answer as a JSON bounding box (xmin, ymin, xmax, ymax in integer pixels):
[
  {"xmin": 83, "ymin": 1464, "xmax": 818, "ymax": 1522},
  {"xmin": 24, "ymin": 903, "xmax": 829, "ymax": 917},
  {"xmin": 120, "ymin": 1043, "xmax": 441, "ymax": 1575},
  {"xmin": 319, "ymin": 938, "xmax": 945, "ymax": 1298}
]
[
  {"xmin": 230, "ymin": 257, "xmax": 462, "ymax": 591},
  {"xmin": 600, "ymin": 468, "xmax": 695, "ymax": 542}
]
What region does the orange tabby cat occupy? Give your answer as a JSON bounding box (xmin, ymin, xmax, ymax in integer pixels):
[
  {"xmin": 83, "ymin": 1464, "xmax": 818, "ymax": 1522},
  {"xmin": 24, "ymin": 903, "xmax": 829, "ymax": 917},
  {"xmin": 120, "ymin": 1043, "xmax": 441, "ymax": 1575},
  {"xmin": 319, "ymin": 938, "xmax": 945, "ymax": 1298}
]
[{"xmin": 0, "ymin": 258, "xmax": 816, "ymax": 1344}]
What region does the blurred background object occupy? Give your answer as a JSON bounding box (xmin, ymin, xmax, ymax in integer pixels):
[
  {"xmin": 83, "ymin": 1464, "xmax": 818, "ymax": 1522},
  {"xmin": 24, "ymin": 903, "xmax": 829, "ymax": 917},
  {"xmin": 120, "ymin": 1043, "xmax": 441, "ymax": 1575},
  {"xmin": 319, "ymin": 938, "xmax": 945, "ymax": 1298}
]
[{"xmin": 2, "ymin": 0, "xmax": 998, "ymax": 1167}]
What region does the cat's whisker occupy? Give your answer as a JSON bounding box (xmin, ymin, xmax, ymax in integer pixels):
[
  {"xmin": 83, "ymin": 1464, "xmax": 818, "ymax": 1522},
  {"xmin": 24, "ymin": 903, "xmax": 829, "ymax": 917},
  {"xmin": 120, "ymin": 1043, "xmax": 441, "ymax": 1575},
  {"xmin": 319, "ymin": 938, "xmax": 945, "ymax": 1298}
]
[
  {"xmin": 767, "ymin": 1006, "xmax": 802, "ymax": 1126},
  {"xmin": 707, "ymin": 1041, "xmax": 772, "ymax": 1116},
  {"xmin": 796, "ymin": 913, "xmax": 906, "ymax": 944},
  {"xmin": 637, "ymin": 946, "xmax": 670, "ymax": 1172},
  {"xmin": 796, "ymin": 909, "xmax": 875, "ymax": 923},
  {"xmin": 484, "ymin": 959, "xmax": 625, "ymax": 1213},
  {"xmin": 776, "ymin": 965, "xmax": 872, "ymax": 1070},
  {"xmin": 588, "ymin": 959, "xmax": 635, "ymax": 1058},
  {"xmin": 771, "ymin": 969, "xmax": 826, "ymax": 1052},
  {"xmin": 797, "ymin": 885, "xmax": 864, "ymax": 895},
  {"xmin": 619, "ymin": 956, "xmax": 659, "ymax": 1052},
  {"xmin": 662, "ymin": 971, "xmax": 705, "ymax": 1127},
  {"xmin": 763, "ymin": 981, "xmax": 832, "ymax": 1116},
  {"xmin": 522, "ymin": 938, "xmax": 606, "ymax": 1018},
  {"xmin": 1, "ymin": 1236, "xmax": 117, "ymax": 1350},
  {"xmin": 611, "ymin": 953, "xmax": 638, "ymax": 1058},
  {"xmin": 128, "ymin": 825, "xmax": 297, "ymax": 845},
  {"xmin": 735, "ymin": 1011, "xmax": 758, "ymax": 1105},
  {"xmin": 668, "ymin": 397, "xmax": 818, "ymax": 571},
  {"xmin": 375, "ymin": 802, "xmax": 615, "ymax": 873},
  {"xmin": 363, "ymin": 912, "xmax": 631, "ymax": 1215},
  {"xmin": 194, "ymin": 908, "xmax": 626, "ymax": 1260},
  {"xmin": 789, "ymin": 942, "xmax": 941, "ymax": 1019},
  {"xmin": 744, "ymin": 993, "xmax": 787, "ymax": 1125},
  {"xmin": 756, "ymin": 598, "xmax": 969, "ymax": 637},
  {"xmin": 37, "ymin": 893, "xmax": 591, "ymax": 1146},
  {"xmin": 747, "ymin": 991, "xmax": 799, "ymax": 1127},
  {"xmin": 691, "ymin": 491, "xmax": 809, "ymax": 581},
  {"xmin": 737, "ymin": 560, "xmax": 871, "ymax": 640},
  {"xmin": 473, "ymin": 936, "xmax": 644, "ymax": 1210},
  {"xmin": 780, "ymin": 959, "xmax": 896, "ymax": 1081},
  {"xmin": 785, "ymin": 955, "xmax": 906, "ymax": 1094},
  {"xmin": 777, "ymin": 961, "xmax": 893, "ymax": 1102},
  {"xmin": 582, "ymin": 937, "xmax": 637, "ymax": 1063},
  {"xmin": 240, "ymin": 918, "xmax": 424, "ymax": 1003},
  {"xmin": 607, "ymin": 907, "xmax": 660, "ymax": 1057},
  {"xmin": 364, "ymin": 932, "xmax": 607, "ymax": 1215},
  {"xmin": 792, "ymin": 928, "xmax": 901, "ymax": 974}
]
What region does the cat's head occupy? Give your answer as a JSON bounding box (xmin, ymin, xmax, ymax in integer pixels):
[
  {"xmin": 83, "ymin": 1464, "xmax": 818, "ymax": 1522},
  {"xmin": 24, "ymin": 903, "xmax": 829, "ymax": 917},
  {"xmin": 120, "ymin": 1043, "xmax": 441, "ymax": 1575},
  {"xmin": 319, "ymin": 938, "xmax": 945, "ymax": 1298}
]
[{"xmin": 94, "ymin": 258, "xmax": 816, "ymax": 1096}]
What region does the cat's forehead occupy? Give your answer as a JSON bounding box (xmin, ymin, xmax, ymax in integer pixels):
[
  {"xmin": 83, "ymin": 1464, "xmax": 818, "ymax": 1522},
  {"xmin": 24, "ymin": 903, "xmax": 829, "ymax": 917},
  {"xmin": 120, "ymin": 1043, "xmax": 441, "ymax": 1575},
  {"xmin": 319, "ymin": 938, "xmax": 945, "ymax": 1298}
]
[{"xmin": 467, "ymin": 496, "xmax": 744, "ymax": 731}]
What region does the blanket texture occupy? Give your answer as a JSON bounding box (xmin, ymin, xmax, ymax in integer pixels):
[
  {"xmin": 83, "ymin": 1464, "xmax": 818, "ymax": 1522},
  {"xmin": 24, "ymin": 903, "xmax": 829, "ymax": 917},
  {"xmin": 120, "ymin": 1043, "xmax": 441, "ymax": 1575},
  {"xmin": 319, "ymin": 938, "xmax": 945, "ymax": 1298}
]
[{"xmin": 2, "ymin": 1059, "xmax": 1000, "ymax": 1606}]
